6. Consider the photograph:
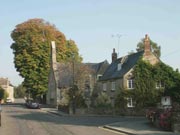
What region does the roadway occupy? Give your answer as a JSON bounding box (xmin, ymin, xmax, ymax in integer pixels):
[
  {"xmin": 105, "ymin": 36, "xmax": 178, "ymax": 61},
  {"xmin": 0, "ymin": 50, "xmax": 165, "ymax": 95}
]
[{"xmin": 0, "ymin": 104, "xmax": 126, "ymax": 135}]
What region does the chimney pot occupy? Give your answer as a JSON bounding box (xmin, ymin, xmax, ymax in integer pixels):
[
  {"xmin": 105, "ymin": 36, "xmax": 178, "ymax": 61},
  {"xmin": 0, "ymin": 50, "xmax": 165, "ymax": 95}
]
[
  {"xmin": 112, "ymin": 48, "xmax": 117, "ymax": 63},
  {"xmin": 144, "ymin": 34, "xmax": 151, "ymax": 55}
]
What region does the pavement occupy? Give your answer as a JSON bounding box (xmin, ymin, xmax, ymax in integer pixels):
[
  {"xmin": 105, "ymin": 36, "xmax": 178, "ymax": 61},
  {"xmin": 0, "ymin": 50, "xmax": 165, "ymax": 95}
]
[{"xmin": 41, "ymin": 107, "xmax": 180, "ymax": 135}]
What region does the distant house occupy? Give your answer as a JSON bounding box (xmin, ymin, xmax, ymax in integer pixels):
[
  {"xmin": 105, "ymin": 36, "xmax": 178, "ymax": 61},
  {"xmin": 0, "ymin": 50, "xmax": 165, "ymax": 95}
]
[
  {"xmin": 0, "ymin": 78, "xmax": 14, "ymax": 103},
  {"xmin": 99, "ymin": 34, "xmax": 159, "ymax": 107},
  {"xmin": 46, "ymin": 41, "xmax": 109, "ymax": 106}
]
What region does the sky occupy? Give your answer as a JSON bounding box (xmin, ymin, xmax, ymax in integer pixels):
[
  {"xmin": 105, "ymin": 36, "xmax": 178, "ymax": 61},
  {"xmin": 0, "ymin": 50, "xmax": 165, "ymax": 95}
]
[{"xmin": 0, "ymin": 0, "xmax": 180, "ymax": 86}]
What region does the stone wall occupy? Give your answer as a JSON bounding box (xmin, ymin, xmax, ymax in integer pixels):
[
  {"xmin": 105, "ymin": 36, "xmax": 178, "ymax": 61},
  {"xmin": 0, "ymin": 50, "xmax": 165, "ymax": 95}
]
[{"xmin": 172, "ymin": 103, "xmax": 180, "ymax": 133}]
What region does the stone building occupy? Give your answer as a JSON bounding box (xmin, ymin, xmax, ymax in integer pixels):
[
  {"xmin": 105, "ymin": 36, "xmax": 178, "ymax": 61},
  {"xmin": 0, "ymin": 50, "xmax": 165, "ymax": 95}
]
[
  {"xmin": 46, "ymin": 41, "xmax": 109, "ymax": 106},
  {"xmin": 99, "ymin": 34, "xmax": 160, "ymax": 107},
  {"xmin": 0, "ymin": 77, "xmax": 14, "ymax": 103}
]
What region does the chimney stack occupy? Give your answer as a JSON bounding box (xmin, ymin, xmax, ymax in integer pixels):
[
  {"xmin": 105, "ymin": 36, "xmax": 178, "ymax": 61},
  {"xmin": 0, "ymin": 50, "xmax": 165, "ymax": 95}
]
[
  {"xmin": 144, "ymin": 34, "xmax": 151, "ymax": 56},
  {"xmin": 51, "ymin": 41, "xmax": 57, "ymax": 70},
  {"xmin": 112, "ymin": 48, "xmax": 117, "ymax": 63}
]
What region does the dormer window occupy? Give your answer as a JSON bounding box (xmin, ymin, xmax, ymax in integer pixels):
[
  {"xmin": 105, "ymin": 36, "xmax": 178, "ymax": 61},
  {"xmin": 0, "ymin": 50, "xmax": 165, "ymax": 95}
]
[
  {"xmin": 97, "ymin": 74, "xmax": 102, "ymax": 80},
  {"xmin": 117, "ymin": 63, "xmax": 122, "ymax": 71}
]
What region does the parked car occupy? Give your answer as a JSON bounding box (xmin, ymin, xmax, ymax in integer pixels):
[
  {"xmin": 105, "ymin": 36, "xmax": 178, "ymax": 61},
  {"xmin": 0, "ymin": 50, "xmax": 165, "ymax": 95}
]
[{"xmin": 25, "ymin": 99, "xmax": 40, "ymax": 109}]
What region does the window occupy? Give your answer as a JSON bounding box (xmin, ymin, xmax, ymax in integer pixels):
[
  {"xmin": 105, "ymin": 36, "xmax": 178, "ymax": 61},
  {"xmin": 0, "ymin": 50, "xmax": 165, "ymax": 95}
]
[
  {"xmin": 127, "ymin": 98, "xmax": 134, "ymax": 108},
  {"xmin": 97, "ymin": 74, "xmax": 102, "ymax": 80},
  {"xmin": 111, "ymin": 82, "xmax": 116, "ymax": 91},
  {"xmin": 156, "ymin": 81, "xmax": 165, "ymax": 89},
  {"xmin": 103, "ymin": 83, "xmax": 107, "ymax": 91},
  {"xmin": 127, "ymin": 79, "xmax": 134, "ymax": 89},
  {"xmin": 117, "ymin": 63, "xmax": 122, "ymax": 71}
]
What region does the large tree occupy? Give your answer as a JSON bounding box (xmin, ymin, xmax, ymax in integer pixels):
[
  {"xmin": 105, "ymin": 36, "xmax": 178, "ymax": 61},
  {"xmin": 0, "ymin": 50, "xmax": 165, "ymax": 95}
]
[
  {"xmin": 14, "ymin": 84, "xmax": 26, "ymax": 98},
  {"xmin": 136, "ymin": 38, "xmax": 161, "ymax": 58},
  {"xmin": 11, "ymin": 18, "xmax": 81, "ymax": 98}
]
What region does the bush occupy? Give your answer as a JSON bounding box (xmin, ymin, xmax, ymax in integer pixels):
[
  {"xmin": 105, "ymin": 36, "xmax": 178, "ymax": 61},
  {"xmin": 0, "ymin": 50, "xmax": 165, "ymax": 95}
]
[
  {"xmin": 94, "ymin": 92, "xmax": 111, "ymax": 108},
  {"xmin": 75, "ymin": 94, "xmax": 87, "ymax": 108},
  {"xmin": 115, "ymin": 89, "xmax": 132, "ymax": 109}
]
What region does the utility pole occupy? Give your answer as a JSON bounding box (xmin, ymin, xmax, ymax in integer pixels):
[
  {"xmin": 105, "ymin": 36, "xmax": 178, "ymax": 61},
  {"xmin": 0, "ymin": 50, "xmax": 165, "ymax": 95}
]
[
  {"xmin": 72, "ymin": 53, "xmax": 76, "ymax": 114},
  {"xmin": 112, "ymin": 34, "xmax": 122, "ymax": 57}
]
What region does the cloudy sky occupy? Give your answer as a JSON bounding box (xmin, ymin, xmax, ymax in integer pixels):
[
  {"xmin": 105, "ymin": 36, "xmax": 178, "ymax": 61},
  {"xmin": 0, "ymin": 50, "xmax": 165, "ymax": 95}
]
[{"xmin": 0, "ymin": 0, "xmax": 180, "ymax": 86}]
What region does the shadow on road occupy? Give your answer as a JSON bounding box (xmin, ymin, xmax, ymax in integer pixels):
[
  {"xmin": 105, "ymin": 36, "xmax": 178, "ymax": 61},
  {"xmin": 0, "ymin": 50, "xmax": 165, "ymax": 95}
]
[{"xmin": 6, "ymin": 105, "xmax": 143, "ymax": 127}]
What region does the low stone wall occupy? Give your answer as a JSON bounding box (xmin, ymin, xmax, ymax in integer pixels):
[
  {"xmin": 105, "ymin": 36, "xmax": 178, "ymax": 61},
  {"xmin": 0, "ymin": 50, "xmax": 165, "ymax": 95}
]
[
  {"xmin": 83, "ymin": 107, "xmax": 146, "ymax": 116},
  {"xmin": 172, "ymin": 103, "xmax": 180, "ymax": 133}
]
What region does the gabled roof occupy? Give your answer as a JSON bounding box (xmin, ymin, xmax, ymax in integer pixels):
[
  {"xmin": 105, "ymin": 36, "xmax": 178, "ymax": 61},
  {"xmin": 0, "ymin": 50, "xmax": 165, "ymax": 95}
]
[
  {"xmin": 56, "ymin": 63, "xmax": 73, "ymax": 88},
  {"xmin": 100, "ymin": 51, "xmax": 144, "ymax": 81},
  {"xmin": 85, "ymin": 60, "xmax": 109, "ymax": 75}
]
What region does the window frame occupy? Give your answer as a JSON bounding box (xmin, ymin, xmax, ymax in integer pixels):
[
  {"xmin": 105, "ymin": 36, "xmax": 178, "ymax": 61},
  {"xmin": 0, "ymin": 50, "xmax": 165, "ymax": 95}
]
[
  {"xmin": 127, "ymin": 79, "xmax": 135, "ymax": 89},
  {"xmin": 127, "ymin": 97, "xmax": 134, "ymax": 108},
  {"xmin": 97, "ymin": 74, "xmax": 102, "ymax": 80},
  {"xmin": 111, "ymin": 81, "xmax": 116, "ymax": 91},
  {"xmin": 117, "ymin": 63, "xmax": 122, "ymax": 71},
  {"xmin": 156, "ymin": 81, "xmax": 165, "ymax": 89},
  {"xmin": 103, "ymin": 83, "xmax": 107, "ymax": 91}
]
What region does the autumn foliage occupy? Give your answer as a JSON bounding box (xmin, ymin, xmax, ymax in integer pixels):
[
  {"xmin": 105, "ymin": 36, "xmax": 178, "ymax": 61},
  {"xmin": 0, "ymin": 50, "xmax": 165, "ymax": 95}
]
[{"xmin": 11, "ymin": 18, "xmax": 81, "ymax": 98}]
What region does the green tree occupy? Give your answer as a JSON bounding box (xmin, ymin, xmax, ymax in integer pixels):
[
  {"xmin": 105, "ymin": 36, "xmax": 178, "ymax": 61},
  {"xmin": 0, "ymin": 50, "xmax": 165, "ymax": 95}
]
[
  {"xmin": 94, "ymin": 92, "xmax": 111, "ymax": 108},
  {"xmin": 11, "ymin": 18, "xmax": 81, "ymax": 98},
  {"xmin": 65, "ymin": 40, "xmax": 82, "ymax": 62},
  {"xmin": 136, "ymin": 38, "xmax": 161, "ymax": 58},
  {"xmin": 0, "ymin": 87, "xmax": 5, "ymax": 100},
  {"xmin": 14, "ymin": 84, "xmax": 26, "ymax": 98},
  {"xmin": 115, "ymin": 89, "xmax": 129, "ymax": 109},
  {"xmin": 0, "ymin": 87, "xmax": 8, "ymax": 101}
]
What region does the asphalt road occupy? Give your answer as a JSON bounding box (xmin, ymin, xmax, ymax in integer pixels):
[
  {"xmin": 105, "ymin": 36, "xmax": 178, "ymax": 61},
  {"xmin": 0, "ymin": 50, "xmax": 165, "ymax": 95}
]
[{"xmin": 0, "ymin": 104, "xmax": 127, "ymax": 135}]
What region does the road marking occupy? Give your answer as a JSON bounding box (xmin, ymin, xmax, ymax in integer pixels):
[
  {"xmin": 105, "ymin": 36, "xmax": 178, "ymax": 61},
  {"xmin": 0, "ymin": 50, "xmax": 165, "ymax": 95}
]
[{"xmin": 98, "ymin": 126, "xmax": 127, "ymax": 135}]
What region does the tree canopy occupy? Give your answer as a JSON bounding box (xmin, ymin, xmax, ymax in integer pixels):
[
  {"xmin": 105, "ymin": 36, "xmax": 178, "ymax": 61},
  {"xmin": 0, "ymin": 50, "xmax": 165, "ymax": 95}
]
[
  {"xmin": 0, "ymin": 87, "xmax": 8, "ymax": 101},
  {"xmin": 136, "ymin": 38, "xmax": 161, "ymax": 58},
  {"xmin": 0, "ymin": 87, "xmax": 5, "ymax": 100},
  {"xmin": 11, "ymin": 18, "xmax": 82, "ymax": 98},
  {"xmin": 14, "ymin": 84, "xmax": 26, "ymax": 98}
]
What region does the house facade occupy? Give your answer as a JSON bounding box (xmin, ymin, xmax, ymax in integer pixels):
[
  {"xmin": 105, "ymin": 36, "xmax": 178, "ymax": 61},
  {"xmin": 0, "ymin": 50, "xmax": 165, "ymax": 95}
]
[
  {"xmin": 0, "ymin": 77, "xmax": 14, "ymax": 103},
  {"xmin": 85, "ymin": 61, "xmax": 109, "ymax": 96},
  {"xmin": 47, "ymin": 41, "xmax": 109, "ymax": 106},
  {"xmin": 99, "ymin": 34, "xmax": 159, "ymax": 107}
]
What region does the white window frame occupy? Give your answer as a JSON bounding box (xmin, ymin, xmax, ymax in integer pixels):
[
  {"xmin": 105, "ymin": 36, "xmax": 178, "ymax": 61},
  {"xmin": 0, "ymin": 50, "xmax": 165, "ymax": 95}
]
[
  {"xmin": 111, "ymin": 82, "xmax": 116, "ymax": 91},
  {"xmin": 127, "ymin": 79, "xmax": 134, "ymax": 89},
  {"xmin": 156, "ymin": 81, "xmax": 164, "ymax": 89},
  {"xmin": 103, "ymin": 83, "xmax": 107, "ymax": 91},
  {"xmin": 127, "ymin": 98, "xmax": 134, "ymax": 108}
]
